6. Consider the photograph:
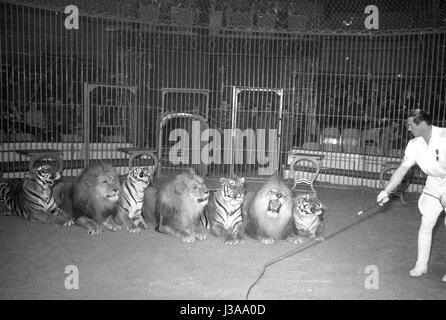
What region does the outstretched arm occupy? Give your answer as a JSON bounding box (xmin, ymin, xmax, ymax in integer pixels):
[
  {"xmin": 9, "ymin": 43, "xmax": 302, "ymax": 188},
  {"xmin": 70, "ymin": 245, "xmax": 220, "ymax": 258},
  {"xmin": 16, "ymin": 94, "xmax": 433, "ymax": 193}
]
[
  {"xmin": 377, "ymin": 165, "xmax": 412, "ymax": 204},
  {"xmin": 384, "ymin": 165, "xmax": 411, "ymax": 194}
]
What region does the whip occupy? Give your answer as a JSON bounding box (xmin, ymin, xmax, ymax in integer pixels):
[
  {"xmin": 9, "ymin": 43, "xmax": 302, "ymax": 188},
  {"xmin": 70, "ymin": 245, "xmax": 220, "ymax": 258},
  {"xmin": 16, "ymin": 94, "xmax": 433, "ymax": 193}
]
[
  {"xmin": 245, "ymin": 198, "xmax": 390, "ymax": 300},
  {"xmin": 357, "ymin": 202, "xmax": 383, "ymax": 215}
]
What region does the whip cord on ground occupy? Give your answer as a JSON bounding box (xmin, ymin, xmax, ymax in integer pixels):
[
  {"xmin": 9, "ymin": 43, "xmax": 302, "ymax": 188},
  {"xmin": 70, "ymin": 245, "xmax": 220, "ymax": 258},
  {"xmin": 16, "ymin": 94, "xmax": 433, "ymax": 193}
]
[{"xmin": 245, "ymin": 201, "xmax": 392, "ymax": 300}]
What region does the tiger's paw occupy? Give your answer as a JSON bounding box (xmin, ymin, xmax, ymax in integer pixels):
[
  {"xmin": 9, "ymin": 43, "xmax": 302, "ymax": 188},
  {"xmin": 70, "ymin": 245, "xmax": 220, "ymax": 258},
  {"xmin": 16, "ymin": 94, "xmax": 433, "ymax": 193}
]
[
  {"xmin": 315, "ymin": 236, "xmax": 325, "ymax": 242},
  {"xmin": 261, "ymin": 237, "xmax": 275, "ymax": 245},
  {"xmin": 127, "ymin": 225, "xmax": 141, "ymax": 234},
  {"xmin": 0, "ymin": 210, "xmax": 11, "ymax": 216},
  {"xmin": 102, "ymin": 217, "xmax": 122, "ymax": 232},
  {"xmin": 181, "ymin": 234, "xmax": 196, "ymax": 243},
  {"xmin": 225, "ymin": 238, "xmax": 246, "ymax": 245},
  {"xmin": 133, "ymin": 217, "xmax": 148, "ymax": 230},
  {"xmin": 194, "ymin": 232, "xmax": 207, "ymax": 241},
  {"xmin": 63, "ymin": 219, "xmax": 75, "ymax": 227},
  {"xmin": 138, "ymin": 220, "xmax": 148, "ymax": 230}
]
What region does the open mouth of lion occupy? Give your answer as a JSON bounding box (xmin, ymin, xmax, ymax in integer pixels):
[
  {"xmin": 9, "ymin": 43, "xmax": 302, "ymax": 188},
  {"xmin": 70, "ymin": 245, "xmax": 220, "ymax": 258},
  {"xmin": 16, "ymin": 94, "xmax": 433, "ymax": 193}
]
[{"xmin": 268, "ymin": 199, "xmax": 282, "ymax": 212}]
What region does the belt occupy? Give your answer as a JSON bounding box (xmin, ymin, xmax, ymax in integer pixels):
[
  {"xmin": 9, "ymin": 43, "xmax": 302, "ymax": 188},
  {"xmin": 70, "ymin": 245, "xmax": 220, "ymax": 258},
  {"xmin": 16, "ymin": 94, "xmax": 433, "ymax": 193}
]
[
  {"xmin": 428, "ymin": 175, "xmax": 446, "ymax": 179},
  {"xmin": 423, "ymin": 191, "xmax": 440, "ymax": 200}
]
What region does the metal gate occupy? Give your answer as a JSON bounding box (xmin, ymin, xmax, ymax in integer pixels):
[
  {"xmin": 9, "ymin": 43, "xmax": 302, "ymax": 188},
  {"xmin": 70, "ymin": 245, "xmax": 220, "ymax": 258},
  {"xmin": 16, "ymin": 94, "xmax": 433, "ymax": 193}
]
[
  {"xmin": 230, "ymin": 86, "xmax": 284, "ymax": 178},
  {"xmin": 84, "ymin": 83, "xmax": 137, "ymax": 169}
]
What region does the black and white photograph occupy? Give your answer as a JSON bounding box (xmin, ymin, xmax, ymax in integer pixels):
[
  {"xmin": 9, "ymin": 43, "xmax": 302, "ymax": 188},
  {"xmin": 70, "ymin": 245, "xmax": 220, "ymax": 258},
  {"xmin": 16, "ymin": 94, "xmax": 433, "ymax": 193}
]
[{"xmin": 0, "ymin": 0, "xmax": 445, "ymax": 304}]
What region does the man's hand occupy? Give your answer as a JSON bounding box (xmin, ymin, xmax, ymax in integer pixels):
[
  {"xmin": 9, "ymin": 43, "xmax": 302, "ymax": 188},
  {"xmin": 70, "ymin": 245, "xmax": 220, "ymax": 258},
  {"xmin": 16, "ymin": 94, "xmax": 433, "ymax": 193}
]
[{"xmin": 377, "ymin": 190, "xmax": 389, "ymax": 206}]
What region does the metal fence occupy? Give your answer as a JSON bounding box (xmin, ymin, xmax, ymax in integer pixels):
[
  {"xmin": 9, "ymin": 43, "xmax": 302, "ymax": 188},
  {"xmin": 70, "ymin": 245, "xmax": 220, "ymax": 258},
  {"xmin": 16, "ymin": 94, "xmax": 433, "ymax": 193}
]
[{"xmin": 1, "ymin": 1, "xmax": 445, "ymax": 192}]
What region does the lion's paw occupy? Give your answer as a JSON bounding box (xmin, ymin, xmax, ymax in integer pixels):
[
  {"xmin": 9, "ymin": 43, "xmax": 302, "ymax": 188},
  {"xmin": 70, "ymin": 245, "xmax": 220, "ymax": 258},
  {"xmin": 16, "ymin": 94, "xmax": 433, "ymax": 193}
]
[
  {"xmin": 103, "ymin": 220, "xmax": 122, "ymax": 232},
  {"xmin": 88, "ymin": 226, "xmax": 103, "ymax": 235},
  {"xmin": 261, "ymin": 238, "xmax": 275, "ymax": 245}
]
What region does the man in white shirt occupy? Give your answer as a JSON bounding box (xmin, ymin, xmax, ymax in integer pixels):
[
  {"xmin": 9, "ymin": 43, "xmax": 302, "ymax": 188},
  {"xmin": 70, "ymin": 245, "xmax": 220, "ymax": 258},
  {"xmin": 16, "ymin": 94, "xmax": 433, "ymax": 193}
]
[{"xmin": 377, "ymin": 109, "xmax": 446, "ymax": 282}]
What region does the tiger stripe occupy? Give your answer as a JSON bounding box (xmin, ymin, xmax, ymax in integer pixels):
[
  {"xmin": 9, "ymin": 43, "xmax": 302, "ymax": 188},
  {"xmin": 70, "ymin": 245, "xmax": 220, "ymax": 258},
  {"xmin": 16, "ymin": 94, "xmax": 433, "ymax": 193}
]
[
  {"xmin": 118, "ymin": 178, "xmax": 145, "ymax": 218},
  {"xmin": 0, "ymin": 165, "xmax": 70, "ymax": 225},
  {"xmin": 0, "ymin": 182, "xmax": 12, "ymax": 215},
  {"xmin": 201, "ymin": 177, "xmax": 246, "ymax": 243},
  {"xmin": 116, "ymin": 166, "xmax": 152, "ymax": 231},
  {"xmin": 293, "ymin": 193, "xmax": 325, "ymax": 238},
  {"xmin": 207, "ymin": 196, "xmax": 243, "ymax": 231}
]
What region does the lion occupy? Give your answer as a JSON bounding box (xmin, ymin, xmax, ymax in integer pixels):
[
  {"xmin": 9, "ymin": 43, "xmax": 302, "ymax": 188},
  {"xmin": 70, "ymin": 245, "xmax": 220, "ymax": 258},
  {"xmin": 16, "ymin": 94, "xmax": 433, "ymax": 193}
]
[
  {"xmin": 243, "ymin": 175, "xmax": 300, "ymax": 244},
  {"xmin": 55, "ymin": 163, "xmax": 122, "ymax": 235},
  {"xmin": 143, "ymin": 168, "xmax": 209, "ymax": 242}
]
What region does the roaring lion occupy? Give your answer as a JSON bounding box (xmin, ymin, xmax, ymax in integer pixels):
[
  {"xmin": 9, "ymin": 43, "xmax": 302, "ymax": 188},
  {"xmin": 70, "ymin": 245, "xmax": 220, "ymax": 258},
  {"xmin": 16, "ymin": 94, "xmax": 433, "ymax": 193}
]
[
  {"xmin": 56, "ymin": 163, "xmax": 122, "ymax": 235},
  {"xmin": 143, "ymin": 168, "xmax": 209, "ymax": 242},
  {"xmin": 243, "ymin": 175, "xmax": 300, "ymax": 244}
]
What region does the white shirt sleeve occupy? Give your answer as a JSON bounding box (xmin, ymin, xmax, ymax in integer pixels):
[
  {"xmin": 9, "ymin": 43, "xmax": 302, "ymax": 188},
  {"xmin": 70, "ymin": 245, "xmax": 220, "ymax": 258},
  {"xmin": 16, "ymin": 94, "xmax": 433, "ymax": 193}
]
[{"xmin": 401, "ymin": 140, "xmax": 417, "ymax": 168}]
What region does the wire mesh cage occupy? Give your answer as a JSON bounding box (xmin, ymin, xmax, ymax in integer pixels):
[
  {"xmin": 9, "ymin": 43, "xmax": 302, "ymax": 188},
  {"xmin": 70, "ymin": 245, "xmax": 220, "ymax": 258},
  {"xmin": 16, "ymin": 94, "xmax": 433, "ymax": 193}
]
[
  {"xmin": 8, "ymin": 0, "xmax": 445, "ymax": 31},
  {"xmin": 1, "ymin": 0, "xmax": 444, "ymax": 192}
]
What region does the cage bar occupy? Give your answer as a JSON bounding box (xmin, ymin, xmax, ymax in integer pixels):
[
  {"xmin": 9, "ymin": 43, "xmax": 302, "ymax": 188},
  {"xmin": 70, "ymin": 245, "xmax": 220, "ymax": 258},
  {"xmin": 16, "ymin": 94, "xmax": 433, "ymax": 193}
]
[{"xmin": 1, "ymin": 1, "xmax": 445, "ymax": 193}]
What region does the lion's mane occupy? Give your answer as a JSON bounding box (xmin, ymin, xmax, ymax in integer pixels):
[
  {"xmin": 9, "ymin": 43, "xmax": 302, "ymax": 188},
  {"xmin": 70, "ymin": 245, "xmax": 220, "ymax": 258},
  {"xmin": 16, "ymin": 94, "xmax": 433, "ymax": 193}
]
[
  {"xmin": 71, "ymin": 163, "xmax": 121, "ymax": 223},
  {"xmin": 143, "ymin": 169, "xmax": 209, "ymax": 236},
  {"xmin": 244, "ymin": 175, "xmax": 294, "ymax": 240}
]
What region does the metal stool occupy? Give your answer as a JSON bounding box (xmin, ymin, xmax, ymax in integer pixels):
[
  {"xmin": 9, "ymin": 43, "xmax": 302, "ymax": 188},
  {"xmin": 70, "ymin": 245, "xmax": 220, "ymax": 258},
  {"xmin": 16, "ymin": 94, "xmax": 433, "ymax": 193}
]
[
  {"xmin": 117, "ymin": 147, "xmax": 159, "ymax": 173},
  {"xmin": 15, "ymin": 149, "xmax": 64, "ymax": 174},
  {"xmin": 379, "ymin": 161, "xmax": 411, "ymax": 203},
  {"xmin": 289, "ymin": 153, "xmax": 324, "ymax": 193}
]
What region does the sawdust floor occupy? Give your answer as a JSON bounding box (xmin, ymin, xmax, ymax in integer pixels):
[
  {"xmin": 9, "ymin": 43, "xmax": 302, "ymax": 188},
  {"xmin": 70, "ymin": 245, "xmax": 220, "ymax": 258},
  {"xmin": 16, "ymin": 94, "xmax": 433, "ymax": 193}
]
[{"xmin": 0, "ymin": 179, "xmax": 445, "ymax": 300}]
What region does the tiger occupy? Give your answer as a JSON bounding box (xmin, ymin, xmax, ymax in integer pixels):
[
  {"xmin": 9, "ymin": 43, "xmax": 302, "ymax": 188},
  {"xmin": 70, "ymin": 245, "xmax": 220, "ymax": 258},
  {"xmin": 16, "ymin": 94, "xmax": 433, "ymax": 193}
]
[
  {"xmin": 0, "ymin": 164, "xmax": 73, "ymax": 226},
  {"xmin": 293, "ymin": 192, "xmax": 325, "ymax": 242},
  {"xmin": 200, "ymin": 177, "xmax": 246, "ymax": 244},
  {"xmin": 116, "ymin": 166, "xmax": 153, "ymax": 234},
  {"xmin": 0, "ymin": 182, "xmax": 12, "ymax": 215}
]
